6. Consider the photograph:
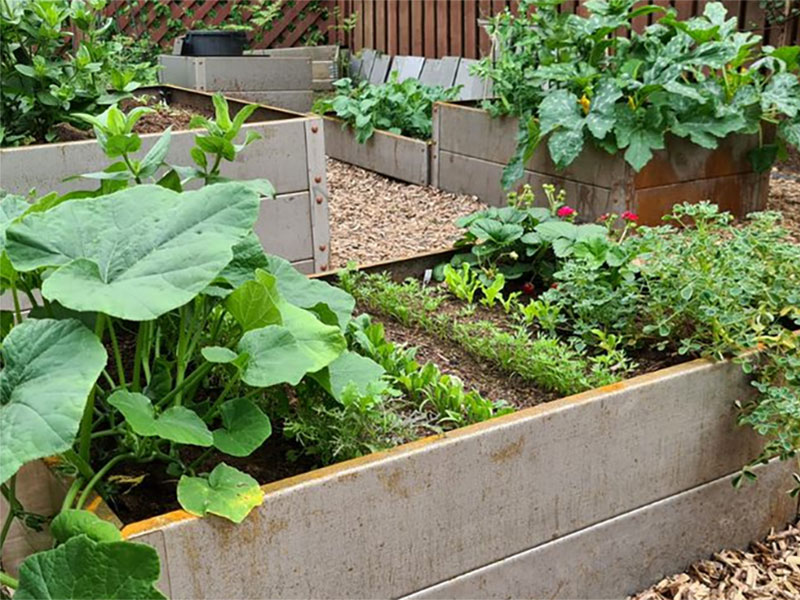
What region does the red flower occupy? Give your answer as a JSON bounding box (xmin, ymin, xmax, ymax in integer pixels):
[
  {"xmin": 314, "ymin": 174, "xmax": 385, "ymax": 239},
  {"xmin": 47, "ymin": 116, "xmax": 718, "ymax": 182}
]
[
  {"xmin": 621, "ymin": 211, "xmax": 639, "ymax": 222},
  {"xmin": 598, "ymin": 213, "xmax": 611, "ymax": 222},
  {"xmin": 557, "ymin": 206, "xmax": 576, "ymax": 218},
  {"xmin": 522, "ymin": 282, "xmax": 535, "ymax": 296},
  {"xmin": 550, "ymin": 283, "xmax": 559, "ymax": 290}
]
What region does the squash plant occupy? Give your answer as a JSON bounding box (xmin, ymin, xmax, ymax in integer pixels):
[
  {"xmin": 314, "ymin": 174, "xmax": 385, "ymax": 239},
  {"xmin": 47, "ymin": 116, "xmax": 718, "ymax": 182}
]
[
  {"xmin": 475, "ymin": 0, "xmax": 800, "ymax": 188},
  {"xmin": 0, "ymin": 106, "xmax": 383, "ymax": 597}
]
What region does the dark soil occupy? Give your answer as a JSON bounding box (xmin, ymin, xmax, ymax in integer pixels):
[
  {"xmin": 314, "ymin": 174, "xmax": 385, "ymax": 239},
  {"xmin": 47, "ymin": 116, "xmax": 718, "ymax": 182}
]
[
  {"xmin": 374, "ymin": 314, "xmax": 556, "ymax": 410},
  {"xmin": 105, "ymin": 434, "xmax": 317, "ymax": 524},
  {"xmin": 54, "ymin": 95, "xmax": 215, "ymax": 143}
]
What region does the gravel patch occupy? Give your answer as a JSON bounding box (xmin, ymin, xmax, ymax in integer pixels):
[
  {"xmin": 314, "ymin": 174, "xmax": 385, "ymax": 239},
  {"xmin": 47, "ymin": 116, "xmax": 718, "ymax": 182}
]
[
  {"xmin": 632, "ymin": 521, "xmax": 800, "ymax": 600},
  {"xmin": 327, "ymin": 158, "xmax": 484, "ymax": 268},
  {"xmin": 769, "ymin": 171, "xmax": 800, "ymax": 243}
]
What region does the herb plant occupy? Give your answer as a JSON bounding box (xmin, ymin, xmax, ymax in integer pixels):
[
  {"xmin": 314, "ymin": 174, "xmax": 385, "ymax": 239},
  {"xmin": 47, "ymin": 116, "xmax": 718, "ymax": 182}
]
[
  {"xmin": 313, "ymin": 72, "xmax": 461, "ymax": 142},
  {"xmin": 475, "ymin": 0, "xmax": 800, "ymax": 188}
]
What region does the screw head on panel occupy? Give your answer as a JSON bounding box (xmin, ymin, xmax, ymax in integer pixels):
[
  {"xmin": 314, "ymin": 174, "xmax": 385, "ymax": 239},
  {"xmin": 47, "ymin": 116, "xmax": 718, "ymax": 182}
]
[{"xmin": 316, "ymin": 196, "xmax": 324, "ymax": 204}]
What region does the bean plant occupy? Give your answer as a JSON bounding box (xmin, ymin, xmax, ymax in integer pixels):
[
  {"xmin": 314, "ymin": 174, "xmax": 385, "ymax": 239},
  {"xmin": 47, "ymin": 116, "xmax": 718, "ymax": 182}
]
[{"xmin": 475, "ymin": 0, "xmax": 800, "ymax": 188}]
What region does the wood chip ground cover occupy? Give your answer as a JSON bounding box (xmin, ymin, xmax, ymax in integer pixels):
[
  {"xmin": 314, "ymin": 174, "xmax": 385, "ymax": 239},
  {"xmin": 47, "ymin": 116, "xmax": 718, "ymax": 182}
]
[{"xmin": 632, "ymin": 522, "xmax": 800, "ymax": 600}]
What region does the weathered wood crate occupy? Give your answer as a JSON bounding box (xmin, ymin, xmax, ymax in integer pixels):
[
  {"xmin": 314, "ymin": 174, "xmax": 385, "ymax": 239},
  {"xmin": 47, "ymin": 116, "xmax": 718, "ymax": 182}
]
[
  {"xmin": 432, "ymin": 101, "xmax": 771, "ymax": 225},
  {"xmin": 158, "ymin": 54, "xmax": 315, "ymax": 113},
  {"xmin": 6, "ymin": 251, "xmax": 795, "ymax": 599},
  {"xmin": 0, "ymin": 85, "xmax": 330, "ymax": 274}
]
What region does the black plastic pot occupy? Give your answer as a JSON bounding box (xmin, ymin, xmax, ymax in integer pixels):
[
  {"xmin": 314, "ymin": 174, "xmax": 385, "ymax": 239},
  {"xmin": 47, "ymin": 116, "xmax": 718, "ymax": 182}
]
[{"xmin": 181, "ymin": 30, "xmax": 246, "ymax": 57}]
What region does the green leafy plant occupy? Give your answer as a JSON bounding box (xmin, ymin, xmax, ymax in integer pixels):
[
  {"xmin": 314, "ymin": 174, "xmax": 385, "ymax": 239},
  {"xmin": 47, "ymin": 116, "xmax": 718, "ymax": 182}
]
[
  {"xmin": 475, "ymin": 0, "xmax": 800, "ymax": 188},
  {"xmin": 443, "ymin": 263, "xmax": 482, "ymax": 304},
  {"xmin": 444, "ymin": 184, "xmax": 609, "ymax": 285},
  {"xmin": 0, "ymin": 0, "xmax": 147, "ymax": 146},
  {"xmin": 313, "ymin": 72, "xmax": 461, "ymax": 142}
]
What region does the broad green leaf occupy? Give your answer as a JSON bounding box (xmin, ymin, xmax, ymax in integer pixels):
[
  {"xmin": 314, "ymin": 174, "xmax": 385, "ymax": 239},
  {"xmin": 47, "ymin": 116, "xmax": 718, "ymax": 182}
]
[
  {"xmin": 761, "ymin": 73, "xmax": 800, "ymax": 118},
  {"xmin": 138, "ymin": 128, "xmax": 172, "ymax": 178},
  {"xmin": 177, "ymin": 463, "xmax": 263, "ymax": 523},
  {"xmin": 15, "ymin": 535, "xmax": 164, "ymax": 600},
  {"xmin": 265, "ymin": 255, "xmax": 355, "ymax": 329},
  {"xmin": 207, "ymin": 232, "xmax": 271, "ymax": 296},
  {"xmin": 226, "ymin": 270, "xmax": 282, "ymax": 331},
  {"xmin": 586, "ymin": 78, "xmax": 622, "ymax": 139},
  {"xmin": 108, "ymin": 391, "xmax": 213, "ymax": 447},
  {"xmin": 212, "ymin": 93, "xmax": 232, "ymax": 130},
  {"xmin": 0, "ymin": 319, "xmax": 106, "ymax": 484},
  {"xmin": 468, "ymin": 219, "xmax": 524, "ymax": 244},
  {"xmin": 748, "ymin": 144, "xmax": 779, "ymax": 173},
  {"xmin": 6, "ymin": 182, "xmax": 260, "ymax": 320},
  {"xmin": 310, "ymin": 351, "xmax": 386, "ymax": 401},
  {"xmin": 238, "ymin": 313, "xmax": 346, "ymax": 388},
  {"xmin": 539, "ymin": 90, "xmax": 582, "ymax": 135},
  {"xmin": 547, "ymin": 127, "xmax": 586, "ymax": 169},
  {"xmin": 50, "ymin": 510, "xmax": 122, "ymax": 544},
  {"xmin": 534, "ymin": 220, "xmax": 578, "ymax": 242},
  {"xmin": 0, "ymin": 193, "xmax": 28, "ymax": 252},
  {"xmin": 201, "ymin": 346, "xmax": 239, "ymax": 364},
  {"xmin": 212, "ymin": 398, "xmax": 271, "ymax": 457},
  {"xmin": 780, "ymin": 120, "xmax": 800, "ymax": 148}
]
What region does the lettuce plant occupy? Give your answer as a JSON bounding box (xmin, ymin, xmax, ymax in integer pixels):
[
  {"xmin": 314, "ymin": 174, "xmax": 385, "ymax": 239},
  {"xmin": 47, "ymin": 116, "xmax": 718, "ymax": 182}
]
[{"xmin": 475, "ymin": 0, "xmax": 800, "ymax": 188}]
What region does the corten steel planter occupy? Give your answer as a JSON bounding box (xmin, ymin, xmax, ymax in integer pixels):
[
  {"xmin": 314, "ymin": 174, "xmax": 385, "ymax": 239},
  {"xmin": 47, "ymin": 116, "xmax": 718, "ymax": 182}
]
[
  {"xmin": 322, "ymin": 116, "xmax": 431, "ymax": 185},
  {"xmin": 431, "ymin": 101, "xmax": 772, "ymax": 225},
  {"xmin": 0, "ymin": 85, "xmax": 330, "ymax": 274},
  {"xmin": 2, "ymin": 251, "xmax": 796, "ymax": 598}
]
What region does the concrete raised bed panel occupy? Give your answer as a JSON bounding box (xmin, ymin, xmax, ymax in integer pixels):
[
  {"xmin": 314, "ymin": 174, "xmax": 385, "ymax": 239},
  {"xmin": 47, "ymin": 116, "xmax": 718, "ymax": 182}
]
[
  {"xmin": 0, "ymin": 86, "xmax": 330, "ymax": 273},
  {"xmin": 158, "ymin": 55, "xmax": 314, "ymax": 112},
  {"xmin": 322, "ymin": 117, "xmax": 430, "ymax": 185},
  {"xmin": 432, "ymin": 101, "xmax": 771, "ymax": 224}
]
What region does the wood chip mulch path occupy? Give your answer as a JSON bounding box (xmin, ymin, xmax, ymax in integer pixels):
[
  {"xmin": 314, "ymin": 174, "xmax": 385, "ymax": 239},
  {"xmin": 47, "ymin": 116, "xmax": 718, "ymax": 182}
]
[
  {"xmin": 327, "ymin": 158, "xmax": 484, "ymax": 268},
  {"xmin": 769, "ymin": 170, "xmax": 800, "ymax": 243},
  {"xmin": 632, "ymin": 522, "xmax": 800, "ymax": 600}
]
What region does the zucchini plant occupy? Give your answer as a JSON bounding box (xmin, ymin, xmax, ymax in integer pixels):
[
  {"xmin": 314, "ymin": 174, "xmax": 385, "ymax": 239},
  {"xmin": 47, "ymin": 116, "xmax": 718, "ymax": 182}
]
[
  {"xmin": 313, "ymin": 71, "xmax": 461, "ymax": 142},
  {"xmin": 475, "ymin": 0, "xmax": 800, "ymax": 188},
  {"xmin": 0, "ymin": 102, "xmax": 384, "ymax": 597}
]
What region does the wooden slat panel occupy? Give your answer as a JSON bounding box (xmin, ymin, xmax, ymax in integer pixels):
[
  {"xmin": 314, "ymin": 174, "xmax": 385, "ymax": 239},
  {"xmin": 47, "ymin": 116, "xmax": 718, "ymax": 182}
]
[
  {"xmin": 398, "ymin": 0, "xmax": 411, "ymax": 54},
  {"xmin": 411, "ymin": 0, "xmax": 424, "ymax": 56},
  {"xmin": 424, "ymin": 0, "xmax": 437, "ymax": 58},
  {"xmin": 387, "ymin": 0, "xmax": 399, "ymax": 55},
  {"xmin": 450, "ymin": 0, "xmax": 464, "ymax": 56},
  {"xmin": 464, "ymin": 0, "xmax": 478, "ymax": 58},
  {"xmin": 437, "ymin": 0, "xmax": 450, "ymax": 56},
  {"xmin": 478, "ymin": 0, "xmax": 493, "ymax": 56},
  {"xmin": 375, "ymin": 0, "xmax": 387, "ymax": 52},
  {"xmin": 363, "ymin": 0, "xmax": 375, "ymax": 49}
]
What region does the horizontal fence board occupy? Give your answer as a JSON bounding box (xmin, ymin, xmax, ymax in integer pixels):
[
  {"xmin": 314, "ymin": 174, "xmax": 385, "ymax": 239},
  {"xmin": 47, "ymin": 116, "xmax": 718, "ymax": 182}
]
[{"xmin": 225, "ymin": 90, "xmax": 314, "ymax": 113}]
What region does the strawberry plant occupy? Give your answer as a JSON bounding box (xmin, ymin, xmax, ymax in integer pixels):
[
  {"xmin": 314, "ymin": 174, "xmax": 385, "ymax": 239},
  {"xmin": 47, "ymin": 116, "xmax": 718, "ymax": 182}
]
[
  {"xmin": 313, "ymin": 72, "xmax": 461, "ymax": 142},
  {"xmin": 475, "ymin": 0, "xmax": 800, "ymax": 188}
]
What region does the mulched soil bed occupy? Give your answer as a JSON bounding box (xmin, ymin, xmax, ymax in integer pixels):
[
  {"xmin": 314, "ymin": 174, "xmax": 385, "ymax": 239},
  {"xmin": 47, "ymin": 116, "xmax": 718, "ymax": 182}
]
[
  {"xmin": 769, "ymin": 171, "xmax": 800, "ymax": 244},
  {"xmin": 327, "ymin": 158, "xmax": 485, "ymax": 268},
  {"xmin": 632, "ymin": 521, "xmax": 800, "ymax": 600}
]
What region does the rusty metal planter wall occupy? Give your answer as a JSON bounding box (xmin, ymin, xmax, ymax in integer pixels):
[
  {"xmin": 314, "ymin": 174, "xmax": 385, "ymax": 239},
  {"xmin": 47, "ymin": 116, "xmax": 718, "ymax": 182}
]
[
  {"xmin": 431, "ymin": 101, "xmax": 771, "ymax": 225},
  {"xmin": 323, "ymin": 116, "xmax": 431, "ymax": 185},
  {"xmin": 3, "ymin": 252, "xmax": 796, "ymax": 598},
  {"xmin": 0, "ymin": 85, "xmax": 330, "ymax": 274}
]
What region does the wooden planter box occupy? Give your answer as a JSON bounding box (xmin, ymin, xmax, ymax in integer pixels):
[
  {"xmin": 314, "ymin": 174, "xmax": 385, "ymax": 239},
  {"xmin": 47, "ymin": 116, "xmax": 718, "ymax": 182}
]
[
  {"xmin": 6, "ymin": 250, "xmax": 796, "ymax": 598},
  {"xmin": 323, "ymin": 116, "xmax": 431, "ymax": 185},
  {"xmin": 432, "ymin": 102, "xmax": 771, "ymax": 225},
  {"xmin": 0, "ymin": 85, "xmax": 330, "ymax": 274}
]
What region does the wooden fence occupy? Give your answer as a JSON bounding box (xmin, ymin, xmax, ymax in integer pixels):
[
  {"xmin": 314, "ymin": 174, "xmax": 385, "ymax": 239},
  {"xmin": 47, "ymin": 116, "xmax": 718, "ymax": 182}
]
[
  {"xmin": 331, "ymin": 0, "xmax": 799, "ymax": 58},
  {"xmin": 111, "ymin": 1, "xmax": 799, "ymax": 57}
]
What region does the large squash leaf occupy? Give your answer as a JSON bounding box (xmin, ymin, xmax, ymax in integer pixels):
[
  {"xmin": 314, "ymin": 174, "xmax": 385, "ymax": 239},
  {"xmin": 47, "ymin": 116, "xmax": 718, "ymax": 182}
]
[
  {"xmin": 0, "ymin": 319, "xmax": 106, "ymax": 484},
  {"xmin": 5, "ymin": 182, "xmax": 260, "ymax": 320},
  {"xmin": 177, "ymin": 463, "xmax": 263, "ymax": 523},
  {"xmin": 50, "ymin": 510, "xmax": 122, "ymax": 544},
  {"xmin": 212, "ymin": 398, "xmax": 271, "ymax": 457},
  {"xmin": 107, "ymin": 391, "xmax": 213, "ymax": 447},
  {"xmin": 15, "ymin": 535, "xmax": 164, "ymax": 600},
  {"xmin": 310, "ymin": 351, "xmax": 386, "ymax": 401},
  {"xmin": 265, "ymin": 255, "xmax": 355, "ymax": 329}
]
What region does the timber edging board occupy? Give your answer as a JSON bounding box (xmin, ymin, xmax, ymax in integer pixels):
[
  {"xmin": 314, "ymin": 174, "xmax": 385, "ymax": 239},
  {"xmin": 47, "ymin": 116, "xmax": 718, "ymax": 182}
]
[
  {"xmin": 431, "ymin": 101, "xmax": 771, "ymax": 225},
  {"xmin": 0, "ymin": 85, "xmax": 330, "ymax": 273}
]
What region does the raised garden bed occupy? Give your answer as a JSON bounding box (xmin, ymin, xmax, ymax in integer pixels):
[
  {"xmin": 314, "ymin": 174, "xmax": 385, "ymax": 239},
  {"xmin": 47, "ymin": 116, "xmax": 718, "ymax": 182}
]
[
  {"xmin": 159, "ymin": 45, "xmax": 341, "ymax": 112},
  {"xmin": 431, "ymin": 101, "xmax": 771, "ymax": 225},
  {"xmin": 0, "ymin": 85, "xmax": 330, "ymax": 273},
  {"xmin": 5, "ymin": 245, "xmax": 796, "ymax": 598}
]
